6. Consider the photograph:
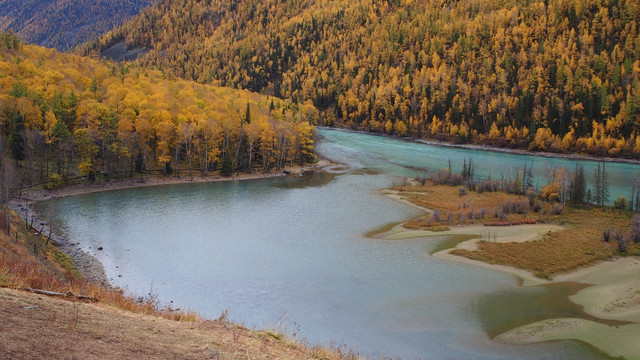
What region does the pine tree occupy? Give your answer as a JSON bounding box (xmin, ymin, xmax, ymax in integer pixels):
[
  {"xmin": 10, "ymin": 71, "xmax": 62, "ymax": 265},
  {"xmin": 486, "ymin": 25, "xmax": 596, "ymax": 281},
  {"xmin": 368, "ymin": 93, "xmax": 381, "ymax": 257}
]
[
  {"xmin": 594, "ymin": 164, "xmax": 602, "ymax": 206},
  {"xmin": 601, "ymin": 161, "xmax": 609, "ymax": 205},
  {"xmin": 8, "ymin": 110, "xmax": 26, "ymax": 161},
  {"xmin": 522, "ymin": 163, "xmax": 527, "ymax": 194},
  {"xmin": 570, "ymin": 164, "xmax": 585, "ymax": 205},
  {"xmin": 462, "ymin": 159, "xmax": 467, "ymax": 180},
  {"xmin": 244, "ymin": 102, "xmax": 251, "ymax": 125},
  {"xmin": 522, "ymin": 162, "xmax": 534, "ymax": 193},
  {"xmin": 221, "ymin": 155, "xmax": 233, "ymax": 176}
]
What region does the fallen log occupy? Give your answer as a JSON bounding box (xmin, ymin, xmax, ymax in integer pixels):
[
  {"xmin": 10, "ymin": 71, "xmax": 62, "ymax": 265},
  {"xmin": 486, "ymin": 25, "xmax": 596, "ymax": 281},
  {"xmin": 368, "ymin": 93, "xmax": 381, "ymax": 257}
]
[{"xmin": 21, "ymin": 288, "xmax": 98, "ymax": 302}]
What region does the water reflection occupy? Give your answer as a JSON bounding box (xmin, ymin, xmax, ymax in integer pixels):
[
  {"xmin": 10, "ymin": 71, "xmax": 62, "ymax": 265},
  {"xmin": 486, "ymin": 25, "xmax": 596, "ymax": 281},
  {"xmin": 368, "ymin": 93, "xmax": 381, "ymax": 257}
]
[{"xmin": 276, "ymin": 171, "xmax": 337, "ymax": 189}]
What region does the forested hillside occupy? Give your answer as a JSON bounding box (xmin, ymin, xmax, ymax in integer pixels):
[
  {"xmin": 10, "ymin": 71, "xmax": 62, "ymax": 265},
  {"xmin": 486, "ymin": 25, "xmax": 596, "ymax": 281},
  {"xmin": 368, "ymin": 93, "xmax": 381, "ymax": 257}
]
[
  {"xmin": 0, "ymin": 0, "xmax": 155, "ymax": 50},
  {"xmin": 86, "ymin": 0, "xmax": 640, "ymax": 158},
  {"xmin": 0, "ymin": 33, "xmax": 317, "ymax": 202}
]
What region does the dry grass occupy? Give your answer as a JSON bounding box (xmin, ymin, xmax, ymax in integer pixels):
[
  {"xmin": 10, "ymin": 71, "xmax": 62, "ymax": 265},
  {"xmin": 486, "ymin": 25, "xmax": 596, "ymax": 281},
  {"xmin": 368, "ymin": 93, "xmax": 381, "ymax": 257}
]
[
  {"xmin": 452, "ymin": 207, "xmax": 640, "ymax": 278},
  {"xmin": 393, "ymin": 183, "xmax": 640, "ymax": 279},
  {"xmin": 394, "ymin": 184, "xmax": 537, "ymax": 229},
  {"xmin": 1, "ymin": 287, "xmax": 358, "ymax": 360}
]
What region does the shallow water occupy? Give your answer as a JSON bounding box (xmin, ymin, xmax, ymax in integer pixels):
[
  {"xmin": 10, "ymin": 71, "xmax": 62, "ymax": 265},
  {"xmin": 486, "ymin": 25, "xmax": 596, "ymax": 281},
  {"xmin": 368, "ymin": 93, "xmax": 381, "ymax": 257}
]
[{"xmin": 34, "ymin": 128, "xmax": 637, "ymax": 359}]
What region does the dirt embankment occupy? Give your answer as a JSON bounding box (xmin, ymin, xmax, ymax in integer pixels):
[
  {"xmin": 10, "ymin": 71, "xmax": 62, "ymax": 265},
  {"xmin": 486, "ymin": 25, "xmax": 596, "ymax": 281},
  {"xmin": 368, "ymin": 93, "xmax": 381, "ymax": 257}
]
[{"xmin": 0, "ymin": 287, "xmax": 351, "ymax": 360}]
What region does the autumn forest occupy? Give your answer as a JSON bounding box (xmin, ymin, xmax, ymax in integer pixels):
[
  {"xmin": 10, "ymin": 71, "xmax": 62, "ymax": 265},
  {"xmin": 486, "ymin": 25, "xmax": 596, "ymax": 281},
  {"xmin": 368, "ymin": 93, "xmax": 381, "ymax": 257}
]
[
  {"xmin": 2, "ymin": 0, "xmax": 640, "ymax": 202},
  {"xmin": 86, "ymin": 0, "xmax": 640, "ymax": 157},
  {"xmin": 0, "ymin": 33, "xmax": 316, "ymax": 202}
]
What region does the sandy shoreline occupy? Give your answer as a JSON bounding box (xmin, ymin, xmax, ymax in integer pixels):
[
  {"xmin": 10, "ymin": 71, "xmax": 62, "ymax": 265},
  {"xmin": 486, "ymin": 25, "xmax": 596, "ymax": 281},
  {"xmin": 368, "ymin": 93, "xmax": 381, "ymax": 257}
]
[
  {"xmin": 374, "ymin": 221, "xmax": 565, "ymax": 286},
  {"xmin": 377, "ymin": 191, "xmax": 640, "ymax": 359},
  {"xmin": 7, "ymin": 159, "xmax": 333, "ymax": 286}
]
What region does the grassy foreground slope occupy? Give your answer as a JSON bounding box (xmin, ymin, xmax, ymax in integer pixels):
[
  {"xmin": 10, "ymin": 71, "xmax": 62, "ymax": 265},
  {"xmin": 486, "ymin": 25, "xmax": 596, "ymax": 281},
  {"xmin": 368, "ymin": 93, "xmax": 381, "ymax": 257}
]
[
  {"xmin": 0, "ymin": 287, "xmax": 353, "ymax": 360},
  {"xmin": 87, "ymin": 0, "xmax": 640, "ymax": 158}
]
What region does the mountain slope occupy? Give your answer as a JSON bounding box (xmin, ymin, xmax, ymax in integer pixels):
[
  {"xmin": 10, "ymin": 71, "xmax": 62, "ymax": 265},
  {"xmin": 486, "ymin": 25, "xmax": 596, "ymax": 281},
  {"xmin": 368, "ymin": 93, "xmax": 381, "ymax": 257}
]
[
  {"xmin": 87, "ymin": 0, "xmax": 640, "ymax": 158},
  {"xmin": 0, "ymin": 0, "xmax": 155, "ymax": 50}
]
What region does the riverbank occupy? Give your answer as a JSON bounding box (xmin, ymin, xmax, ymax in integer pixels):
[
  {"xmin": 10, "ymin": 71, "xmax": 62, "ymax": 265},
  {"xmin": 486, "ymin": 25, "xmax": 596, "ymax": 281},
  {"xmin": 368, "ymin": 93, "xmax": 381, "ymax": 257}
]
[
  {"xmin": 377, "ymin": 186, "xmax": 640, "ymax": 360},
  {"xmin": 322, "ymin": 126, "xmax": 640, "ymax": 166},
  {"xmin": 13, "ymin": 159, "xmax": 333, "ymax": 204},
  {"xmin": 1, "ymin": 156, "xmax": 356, "ymax": 359},
  {"xmin": 7, "ymin": 159, "xmax": 333, "ymax": 286},
  {"xmin": 0, "ymin": 286, "xmax": 354, "ymax": 360},
  {"xmin": 373, "ymin": 221, "xmax": 566, "ymax": 287}
]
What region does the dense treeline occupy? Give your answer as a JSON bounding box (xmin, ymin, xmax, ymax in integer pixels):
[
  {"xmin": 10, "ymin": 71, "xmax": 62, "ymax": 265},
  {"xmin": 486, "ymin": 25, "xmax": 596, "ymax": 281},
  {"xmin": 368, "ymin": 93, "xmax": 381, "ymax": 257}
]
[
  {"xmin": 0, "ymin": 0, "xmax": 155, "ymax": 50},
  {"xmin": 0, "ymin": 34, "xmax": 317, "ymax": 202},
  {"xmin": 86, "ymin": 0, "xmax": 640, "ymax": 157}
]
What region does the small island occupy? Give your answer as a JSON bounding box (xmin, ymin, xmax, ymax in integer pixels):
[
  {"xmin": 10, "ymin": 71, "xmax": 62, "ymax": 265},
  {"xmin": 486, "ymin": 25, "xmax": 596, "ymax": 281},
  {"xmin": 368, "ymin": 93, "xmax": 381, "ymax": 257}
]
[{"xmin": 377, "ymin": 163, "xmax": 640, "ymax": 359}]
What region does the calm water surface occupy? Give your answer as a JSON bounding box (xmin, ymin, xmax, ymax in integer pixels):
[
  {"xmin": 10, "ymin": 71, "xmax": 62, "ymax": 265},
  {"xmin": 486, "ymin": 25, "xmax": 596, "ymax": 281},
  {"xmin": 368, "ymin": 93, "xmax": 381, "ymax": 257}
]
[{"xmin": 36, "ymin": 129, "xmax": 637, "ymax": 359}]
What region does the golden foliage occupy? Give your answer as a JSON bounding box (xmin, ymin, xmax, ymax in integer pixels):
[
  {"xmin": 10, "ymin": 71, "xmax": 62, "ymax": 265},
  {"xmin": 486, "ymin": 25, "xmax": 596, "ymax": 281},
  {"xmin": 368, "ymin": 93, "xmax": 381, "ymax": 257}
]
[
  {"xmin": 0, "ymin": 38, "xmax": 317, "ymax": 184},
  {"xmin": 85, "ymin": 0, "xmax": 640, "ymax": 157}
]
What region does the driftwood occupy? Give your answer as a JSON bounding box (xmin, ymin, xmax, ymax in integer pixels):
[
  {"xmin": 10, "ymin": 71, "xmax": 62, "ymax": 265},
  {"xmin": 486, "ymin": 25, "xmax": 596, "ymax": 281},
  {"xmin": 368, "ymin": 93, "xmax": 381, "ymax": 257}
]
[
  {"xmin": 484, "ymin": 219, "xmax": 537, "ymax": 226},
  {"xmin": 21, "ymin": 287, "xmax": 98, "ymax": 302}
]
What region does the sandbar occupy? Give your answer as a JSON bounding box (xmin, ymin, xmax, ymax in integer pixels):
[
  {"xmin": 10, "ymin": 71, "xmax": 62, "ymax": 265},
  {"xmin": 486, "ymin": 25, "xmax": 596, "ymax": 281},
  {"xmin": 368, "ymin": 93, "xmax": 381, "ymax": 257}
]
[{"xmin": 379, "ymin": 191, "xmax": 640, "ymax": 359}]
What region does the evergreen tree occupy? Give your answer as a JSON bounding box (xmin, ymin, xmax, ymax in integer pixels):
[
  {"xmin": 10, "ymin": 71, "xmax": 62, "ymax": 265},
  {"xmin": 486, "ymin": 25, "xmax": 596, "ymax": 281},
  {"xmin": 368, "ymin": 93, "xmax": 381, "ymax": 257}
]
[
  {"xmin": 8, "ymin": 111, "xmax": 25, "ymax": 161},
  {"xmin": 601, "ymin": 161, "xmax": 609, "ymax": 205},
  {"xmin": 90, "ymin": 77, "xmax": 98, "ymax": 96},
  {"xmin": 244, "ymin": 102, "xmax": 251, "ymax": 125},
  {"xmin": 522, "ymin": 162, "xmax": 534, "ymax": 193},
  {"xmin": 220, "ymin": 155, "xmax": 233, "ymax": 176},
  {"xmin": 462, "ymin": 159, "xmax": 467, "ymax": 180},
  {"xmin": 570, "ymin": 164, "xmax": 586, "ymax": 205},
  {"xmin": 594, "ymin": 164, "xmax": 602, "ymax": 206}
]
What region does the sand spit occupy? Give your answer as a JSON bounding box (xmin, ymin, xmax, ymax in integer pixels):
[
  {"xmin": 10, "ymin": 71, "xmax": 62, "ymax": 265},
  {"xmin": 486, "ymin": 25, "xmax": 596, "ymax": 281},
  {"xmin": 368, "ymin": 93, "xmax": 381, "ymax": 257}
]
[{"xmin": 378, "ymin": 191, "xmax": 640, "ymax": 359}]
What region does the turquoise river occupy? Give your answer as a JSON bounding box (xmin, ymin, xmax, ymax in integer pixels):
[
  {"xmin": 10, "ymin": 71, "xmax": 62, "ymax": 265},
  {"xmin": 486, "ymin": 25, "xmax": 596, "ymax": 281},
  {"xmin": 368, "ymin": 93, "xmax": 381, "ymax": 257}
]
[{"xmin": 35, "ymin": 128, "xmax": 640, "ymax": 359}]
